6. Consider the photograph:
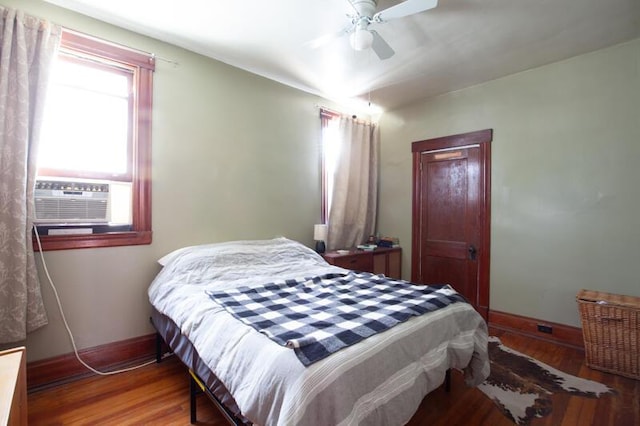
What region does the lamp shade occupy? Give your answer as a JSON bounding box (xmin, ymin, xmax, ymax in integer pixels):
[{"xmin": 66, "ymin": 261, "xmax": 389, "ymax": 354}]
[{"xmin": 313, "ymin": 224, "xmax": 328, "ymax": 241}]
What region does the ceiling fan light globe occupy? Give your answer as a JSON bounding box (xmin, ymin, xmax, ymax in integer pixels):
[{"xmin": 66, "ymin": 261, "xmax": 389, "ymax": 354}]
[{"xmin": 350, "ymin": 28, "xmax": 374, "ymax": 51}]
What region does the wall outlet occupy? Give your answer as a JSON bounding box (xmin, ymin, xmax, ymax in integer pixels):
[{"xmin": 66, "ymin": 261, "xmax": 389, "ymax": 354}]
[{"xmin": 537, "ymin": 324, "xmax": 553, "ymax": 334}]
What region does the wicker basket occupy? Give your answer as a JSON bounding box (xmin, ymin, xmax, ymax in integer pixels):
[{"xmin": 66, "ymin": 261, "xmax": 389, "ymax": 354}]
[{"xmin": 577, "ymin": 289, "xmax": 639, "ymax": 379}]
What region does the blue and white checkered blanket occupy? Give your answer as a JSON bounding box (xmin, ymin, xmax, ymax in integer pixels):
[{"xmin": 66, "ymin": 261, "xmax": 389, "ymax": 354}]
[{"xmin": 207, "ymin": 272, "xmax": 467, "ymax": 366}]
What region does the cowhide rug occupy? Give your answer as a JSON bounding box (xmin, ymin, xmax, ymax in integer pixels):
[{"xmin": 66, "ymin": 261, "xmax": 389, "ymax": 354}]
[{"xmin": 478, "ymin": 337, "xmax": 615, "ymax": 425}]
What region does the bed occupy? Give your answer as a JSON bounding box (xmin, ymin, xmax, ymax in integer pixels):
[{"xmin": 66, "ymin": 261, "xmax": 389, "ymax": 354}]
[{"xmin": 148, "ymin": 237, "xmax": 489, "ymax": 425}]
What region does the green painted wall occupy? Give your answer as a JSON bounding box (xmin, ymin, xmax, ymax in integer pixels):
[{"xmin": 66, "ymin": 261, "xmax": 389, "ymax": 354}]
[{"xmin": 379, "ymin": 38, "xmax": 640, "ymax": 327}]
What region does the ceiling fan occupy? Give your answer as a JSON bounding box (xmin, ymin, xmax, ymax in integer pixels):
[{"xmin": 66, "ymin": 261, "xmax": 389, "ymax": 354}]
[{"xmin": 334, "ymin": 0, "xmax": 439, "ymax": 60}]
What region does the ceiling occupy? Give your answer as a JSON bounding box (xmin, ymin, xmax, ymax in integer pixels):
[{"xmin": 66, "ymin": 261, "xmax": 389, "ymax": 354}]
[{"xmin": 45, "ymin": 0, "xmax": 640, "ymax": 112}]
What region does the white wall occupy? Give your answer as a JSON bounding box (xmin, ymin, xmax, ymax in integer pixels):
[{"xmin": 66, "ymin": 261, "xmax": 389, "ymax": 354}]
[
  {"xmin": 378, "ymin": 38, "xmax": 640, "ymax": 327},
  {"xmin": 3, "ymin": 0, "xmax": 328, "ymax": 361}
]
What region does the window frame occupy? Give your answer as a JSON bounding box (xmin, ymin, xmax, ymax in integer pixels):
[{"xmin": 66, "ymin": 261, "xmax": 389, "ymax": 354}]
[{"xmin": 35, "ymin": 29, "xmax": 155, "ymax": 251}]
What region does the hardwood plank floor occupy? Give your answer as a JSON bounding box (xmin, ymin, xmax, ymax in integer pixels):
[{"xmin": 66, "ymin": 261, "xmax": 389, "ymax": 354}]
[{"xmin": 28, "ymin": 330, "xmax": 639, "ymax": 425}]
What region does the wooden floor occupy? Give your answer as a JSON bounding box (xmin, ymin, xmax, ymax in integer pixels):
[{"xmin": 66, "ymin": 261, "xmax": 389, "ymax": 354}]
[{"xmin": 28, "ymin": 330, "xmax": 639, "ymax": 425}]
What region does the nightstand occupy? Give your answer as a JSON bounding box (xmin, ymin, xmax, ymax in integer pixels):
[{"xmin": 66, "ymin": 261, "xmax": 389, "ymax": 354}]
[
  {"xmin": 0, "ymin": 347, "xmax": 26, "ymax": 426},
  {"xmin": 323, "ymin": 247, "xmax": 402, "ymax": 279}
]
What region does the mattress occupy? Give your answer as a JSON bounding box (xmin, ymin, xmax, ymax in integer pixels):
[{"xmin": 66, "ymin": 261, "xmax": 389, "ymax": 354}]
[{"xmin": 148, "ymin": 237, "xmax": 490, "ymax": 425}]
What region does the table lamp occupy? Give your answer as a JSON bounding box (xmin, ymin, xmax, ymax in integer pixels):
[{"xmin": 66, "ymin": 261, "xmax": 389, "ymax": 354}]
[{"xmin": 314, "ymin": 224, "xmax": 328, "ymax": 254}]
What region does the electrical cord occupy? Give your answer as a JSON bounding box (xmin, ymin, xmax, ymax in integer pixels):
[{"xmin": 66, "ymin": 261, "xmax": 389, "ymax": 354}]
[{"xmin": 33, "ymin": 225, "xmax": 170, "ymax": 376}]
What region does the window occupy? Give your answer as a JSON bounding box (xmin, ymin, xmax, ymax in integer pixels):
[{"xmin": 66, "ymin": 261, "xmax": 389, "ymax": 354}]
[
  {"xmin": 34, "ymin": 30, "xmax": 154, "ymax": 251},
  {"xmin": 39, "ymin": 58, "xmax": 132, "ymax": 180},
  {"xmin": 320, "ymin": 109, "xmax": 341, "ymax": 223}
]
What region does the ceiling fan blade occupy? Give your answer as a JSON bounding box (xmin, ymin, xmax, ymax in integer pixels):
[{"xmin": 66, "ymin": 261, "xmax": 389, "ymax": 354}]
[
  {"xmin": 346, "ymin": 0, "xmax": 361, "ymax": 17},
  {"xmin": 373, "ymin": 0, "xmax": 438, "ymax": 22},
  {"xmin": 306, "ymin": 23, "xmax": 353, "ymax": 49},
  {"xmin": 370, "ymin": 30, "xmax": 395, "ymax": 60}
]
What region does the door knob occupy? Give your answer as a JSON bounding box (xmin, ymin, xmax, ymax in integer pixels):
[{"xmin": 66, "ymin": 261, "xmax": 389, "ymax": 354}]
[{"xmin": 468, "ymin": 245, "xmax": 477, "ymax": 260}]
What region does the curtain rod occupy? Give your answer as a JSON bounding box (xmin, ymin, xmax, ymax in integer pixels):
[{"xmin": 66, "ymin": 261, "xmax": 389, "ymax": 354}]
[
  {"xmin": 315, "ymin": 104, "xmax": 380, "ymax": 123},
  {"xmin": 316, "ymin": 105, "xmax": 359, "ymax": 120},
  {"xmin": 62, "ymin": 27, "xmax": 179, "ymax": 67},
  {"xmin": 316, "ymin": 105, "xmax": 342, "ymax": 115}
]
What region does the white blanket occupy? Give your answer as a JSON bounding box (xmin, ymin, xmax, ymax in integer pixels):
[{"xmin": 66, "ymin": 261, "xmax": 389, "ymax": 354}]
[{"xmin": 149, "ymin": 237, "xmax": 490, "ymax": 425}]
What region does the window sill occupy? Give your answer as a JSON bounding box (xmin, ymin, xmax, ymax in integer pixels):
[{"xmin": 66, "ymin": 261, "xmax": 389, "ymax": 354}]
[{"xmin": 33, "ymin": 231, "xmax": 152, "ymax": 251}]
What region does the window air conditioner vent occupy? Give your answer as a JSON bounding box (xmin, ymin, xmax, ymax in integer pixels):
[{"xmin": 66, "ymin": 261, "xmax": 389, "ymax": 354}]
[{"xmin": 34, "ymin": 180, "xmax": 110, "ymax": 223}]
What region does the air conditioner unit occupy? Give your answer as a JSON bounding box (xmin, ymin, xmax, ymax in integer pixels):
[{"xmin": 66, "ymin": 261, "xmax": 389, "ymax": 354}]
[{"xmin": 34, "ymin": 180, "xmax": 110, "ymax": 223}]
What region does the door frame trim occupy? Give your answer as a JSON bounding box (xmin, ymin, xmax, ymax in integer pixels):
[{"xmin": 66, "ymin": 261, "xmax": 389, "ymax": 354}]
[{"xmin": 411, "ymin": 129, "xmax": 492, "ymax": 319}]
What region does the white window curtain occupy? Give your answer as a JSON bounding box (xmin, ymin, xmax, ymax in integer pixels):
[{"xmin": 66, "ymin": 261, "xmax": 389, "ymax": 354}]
[
  {"xmin": 0, "ymin": 7, "xmax": 61, "ymax": 343},
  {"xmin": 326, "ymin": 113, "xmax": 379, "ymax": 250}
]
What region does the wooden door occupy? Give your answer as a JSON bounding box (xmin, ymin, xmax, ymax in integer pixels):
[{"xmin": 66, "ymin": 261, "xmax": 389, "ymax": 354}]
[{"xmin": 411, "ymin": 130, "xmax": 491, "ymax": 319}]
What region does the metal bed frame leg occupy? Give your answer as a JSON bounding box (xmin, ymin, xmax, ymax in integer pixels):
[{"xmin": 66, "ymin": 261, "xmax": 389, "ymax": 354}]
[
  {"xmin": 190, "ymin": 374, "xmax": 198, "ymax": 424},
  {"xmin": 445, "ymin": 369, "xmax": 451, "ymax": 392},
  {"xmin": 151, "ymin": 316, "xmax": 242, "ymax": 425},
  {"xmin": 155, "ymin": 332, "xmax": 163, "ymax": 363},
  {"xmin": 189, "ymin": 369, "xmax": 243, "ymax": 426}
]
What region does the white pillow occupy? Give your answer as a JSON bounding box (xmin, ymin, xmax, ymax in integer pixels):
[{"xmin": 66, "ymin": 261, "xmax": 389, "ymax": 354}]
[
  {"xmin": 157, "ymin": 244, "xmax": 210, "ymax": 266},
  {"xmin": 156, "ymin": 237, "xmax": 295, "ymax": 267}
]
